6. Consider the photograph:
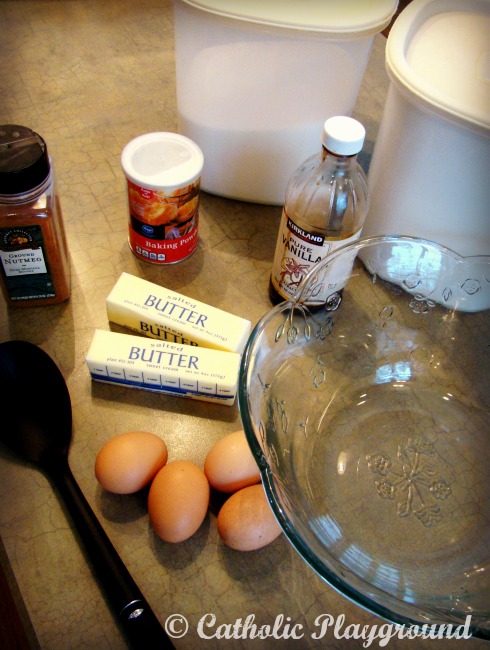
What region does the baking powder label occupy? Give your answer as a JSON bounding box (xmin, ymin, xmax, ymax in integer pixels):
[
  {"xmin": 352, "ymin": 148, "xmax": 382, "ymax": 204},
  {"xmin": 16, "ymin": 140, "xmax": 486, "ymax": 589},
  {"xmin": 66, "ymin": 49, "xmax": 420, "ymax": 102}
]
[{"xmin": 127, "ymin": 179, "xmax": 200, "ymax": 264}]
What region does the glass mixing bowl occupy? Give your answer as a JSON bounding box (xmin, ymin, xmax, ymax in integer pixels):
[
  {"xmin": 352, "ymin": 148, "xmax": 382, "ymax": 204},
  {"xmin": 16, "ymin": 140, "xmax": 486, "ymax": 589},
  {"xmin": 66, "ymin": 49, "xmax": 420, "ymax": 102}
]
[{"xmin": 239, "ymin": 236, "xmax": 490, "ymax": 638}]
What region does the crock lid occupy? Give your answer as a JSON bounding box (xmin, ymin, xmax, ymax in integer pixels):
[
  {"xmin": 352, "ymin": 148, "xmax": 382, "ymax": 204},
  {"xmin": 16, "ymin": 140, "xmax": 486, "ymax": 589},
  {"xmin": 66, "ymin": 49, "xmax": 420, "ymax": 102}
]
[
  {"xmin": 386, "ymin": 0, "xmax": 490, "ymax": 133},
  {"xmin": 178, "ymin": 0, "xmax": 398, "ymax": 37},
  {"xmin": 121, "ymin": 132, "xmax": 204, "ymax": 191},
  {"xmin": 0, "ymin": 125, "xmax": 50, "ymax": 195}
]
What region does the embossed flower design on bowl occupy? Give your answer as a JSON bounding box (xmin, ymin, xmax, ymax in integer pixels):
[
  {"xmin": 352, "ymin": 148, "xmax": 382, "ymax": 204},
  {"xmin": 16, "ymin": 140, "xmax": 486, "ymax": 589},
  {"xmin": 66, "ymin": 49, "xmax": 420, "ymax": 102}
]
[{"xmin": 366, "ymin": 438, "xmax": 452, "ymax": 527}]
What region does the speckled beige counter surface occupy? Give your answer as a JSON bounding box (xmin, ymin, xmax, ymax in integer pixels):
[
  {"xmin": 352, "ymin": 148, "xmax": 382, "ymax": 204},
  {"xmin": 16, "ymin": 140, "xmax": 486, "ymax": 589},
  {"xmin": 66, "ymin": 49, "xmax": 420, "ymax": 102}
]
[{"xmin": 0, "ymin": 2, "xmax": 487, "ymax": 649}]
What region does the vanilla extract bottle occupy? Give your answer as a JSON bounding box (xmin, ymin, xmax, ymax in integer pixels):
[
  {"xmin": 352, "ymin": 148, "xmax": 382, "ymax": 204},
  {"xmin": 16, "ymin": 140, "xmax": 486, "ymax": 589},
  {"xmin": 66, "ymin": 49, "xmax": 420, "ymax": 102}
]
[{"xmin": 269, "ymin": 116, "xmax": 369, "ymax": 306}]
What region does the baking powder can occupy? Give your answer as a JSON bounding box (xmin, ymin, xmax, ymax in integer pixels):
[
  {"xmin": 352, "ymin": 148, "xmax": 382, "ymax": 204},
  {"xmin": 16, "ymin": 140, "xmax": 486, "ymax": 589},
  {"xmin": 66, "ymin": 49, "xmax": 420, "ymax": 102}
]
[{"xmin": 121, "ymin": 132, "xmax": 204, "ymax": 264}]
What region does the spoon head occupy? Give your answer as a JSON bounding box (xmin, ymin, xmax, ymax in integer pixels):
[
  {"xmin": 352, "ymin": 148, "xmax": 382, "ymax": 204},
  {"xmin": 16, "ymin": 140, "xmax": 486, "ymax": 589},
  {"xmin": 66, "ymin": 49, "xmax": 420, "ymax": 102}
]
[{"xmin": 0, "ymin": 340, "xmax": 72, "ymax": 468}]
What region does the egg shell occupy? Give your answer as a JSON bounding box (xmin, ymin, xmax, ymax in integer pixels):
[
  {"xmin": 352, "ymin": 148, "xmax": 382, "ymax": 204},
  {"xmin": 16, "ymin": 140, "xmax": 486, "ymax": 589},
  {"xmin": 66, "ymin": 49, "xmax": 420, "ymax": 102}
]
[
  {"xmin": 95, "ymin": 431, "xmax": 168, "ymax": 494},
  {"xmin": 217, "ymin": 484, "xmax": 282, "ymax": 551},
  {"xmin": 204, "ymin": 430, "xmax": 261, "ymax": 493},
  {"xmin": 148, "ymin": 460, "xmax": 210, "ymax": 543}
]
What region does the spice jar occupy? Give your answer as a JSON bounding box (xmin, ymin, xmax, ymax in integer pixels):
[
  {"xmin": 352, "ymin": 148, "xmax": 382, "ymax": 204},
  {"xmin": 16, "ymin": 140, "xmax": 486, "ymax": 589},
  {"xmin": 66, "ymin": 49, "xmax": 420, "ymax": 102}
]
[{"xmin": 0, "ymin": 125, "xmax": 70, "ymax": 307}]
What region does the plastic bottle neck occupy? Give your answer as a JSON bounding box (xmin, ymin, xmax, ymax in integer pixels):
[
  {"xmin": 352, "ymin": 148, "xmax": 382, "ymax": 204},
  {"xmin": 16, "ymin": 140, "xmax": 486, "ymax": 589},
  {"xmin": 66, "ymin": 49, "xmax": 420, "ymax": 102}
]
[{"xmin": 321, "ymin": 145, "xmax": 358, "ymax": 164}]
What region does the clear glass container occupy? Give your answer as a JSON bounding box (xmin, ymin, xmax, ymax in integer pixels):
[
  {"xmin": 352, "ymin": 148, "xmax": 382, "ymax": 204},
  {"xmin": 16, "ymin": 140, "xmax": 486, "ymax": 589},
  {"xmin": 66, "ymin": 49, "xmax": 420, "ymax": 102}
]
[{"xmin": 242, "ymin": 236, "xmax": 490, "ymax": 638}]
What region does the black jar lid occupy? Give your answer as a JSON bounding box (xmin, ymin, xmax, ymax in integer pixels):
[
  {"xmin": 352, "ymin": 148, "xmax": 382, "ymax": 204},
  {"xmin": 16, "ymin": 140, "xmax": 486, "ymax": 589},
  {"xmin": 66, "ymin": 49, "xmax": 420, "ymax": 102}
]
[{"xmin": 0, "ymin": 124, "xmax": 50, "ymax": 195}]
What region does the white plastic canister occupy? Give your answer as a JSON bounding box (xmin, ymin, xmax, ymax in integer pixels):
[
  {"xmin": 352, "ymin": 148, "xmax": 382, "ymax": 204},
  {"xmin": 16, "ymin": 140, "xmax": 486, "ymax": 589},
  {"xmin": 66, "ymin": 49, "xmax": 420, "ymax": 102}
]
[
  {"xmin": 363, "ymin": 0, "xmax": 490, "ymax": 258},
  {"xmin": 173, "ymin": 0, "xmax": 398, "ymax": 205}
]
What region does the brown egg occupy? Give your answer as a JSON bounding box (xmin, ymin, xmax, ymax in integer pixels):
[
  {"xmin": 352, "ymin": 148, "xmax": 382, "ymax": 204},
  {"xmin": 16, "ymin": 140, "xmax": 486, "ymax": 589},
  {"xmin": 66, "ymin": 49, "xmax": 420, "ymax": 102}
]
[
  {"xmin": 204, "ymin": 430, "xmax": 261, "ymax": 493},
  {"xmin": 95, "ymin": 431, "xmax": 168, "ymax": 494},
  {"xmin": 148, "ymin": 460, "xmax": 210, "ymax": 543},
  {"xmin": 217, "ymin": 484, "xmax": 282, "ymax": 551}
]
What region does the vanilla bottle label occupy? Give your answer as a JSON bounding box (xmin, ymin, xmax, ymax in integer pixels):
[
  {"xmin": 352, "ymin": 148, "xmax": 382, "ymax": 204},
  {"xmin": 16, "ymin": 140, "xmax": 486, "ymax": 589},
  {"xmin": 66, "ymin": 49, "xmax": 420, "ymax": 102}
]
[{"xmin": 270, "ymin": 209, "xmax": 361, "ymax": 302}]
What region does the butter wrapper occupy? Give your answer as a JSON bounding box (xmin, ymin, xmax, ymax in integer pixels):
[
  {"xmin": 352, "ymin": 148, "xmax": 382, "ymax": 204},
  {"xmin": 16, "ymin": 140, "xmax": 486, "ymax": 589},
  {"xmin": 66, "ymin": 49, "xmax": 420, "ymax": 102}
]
[
  {"xmin": 106, "ymin": 272, "xmax": 251, "ymax": 353},
  {"xmin": 86, "ymin": 329, "xmax": 240, "ymax": 405}
]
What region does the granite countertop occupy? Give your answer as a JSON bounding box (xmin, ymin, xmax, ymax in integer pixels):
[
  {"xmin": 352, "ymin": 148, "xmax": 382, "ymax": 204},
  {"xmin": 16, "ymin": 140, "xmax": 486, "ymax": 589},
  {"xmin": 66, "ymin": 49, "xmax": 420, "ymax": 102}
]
[{"xmin": 0, "ymin": 1, "xmax": 487, "ymax": 649}]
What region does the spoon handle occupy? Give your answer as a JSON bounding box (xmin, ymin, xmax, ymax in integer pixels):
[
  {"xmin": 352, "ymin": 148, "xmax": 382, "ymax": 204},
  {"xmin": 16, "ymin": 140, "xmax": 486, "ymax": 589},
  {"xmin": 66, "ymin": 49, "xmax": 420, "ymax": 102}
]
[{"xmin": 50, "ymin": 459, "xmax": 174, "ymax": 650}]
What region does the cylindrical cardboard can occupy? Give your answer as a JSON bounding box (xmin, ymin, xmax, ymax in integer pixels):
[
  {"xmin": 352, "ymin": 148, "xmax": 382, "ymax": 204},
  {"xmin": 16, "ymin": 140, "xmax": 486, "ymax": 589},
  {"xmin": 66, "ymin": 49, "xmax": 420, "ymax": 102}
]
[{"xmin": 121, "ymin": 132, "xmax": 204, "ymax": 264}]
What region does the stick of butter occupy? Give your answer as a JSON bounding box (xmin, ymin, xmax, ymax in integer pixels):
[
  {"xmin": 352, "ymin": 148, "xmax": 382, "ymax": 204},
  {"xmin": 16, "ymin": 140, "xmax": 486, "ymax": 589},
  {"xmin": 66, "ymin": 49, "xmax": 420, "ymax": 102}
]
[
  {"xmin": 106, "ymin": 272, "xmax": 251, "ymax": 353},
  {"xmin": 86, "ymin": 329, "xmax": 240, "ymax": 405}
]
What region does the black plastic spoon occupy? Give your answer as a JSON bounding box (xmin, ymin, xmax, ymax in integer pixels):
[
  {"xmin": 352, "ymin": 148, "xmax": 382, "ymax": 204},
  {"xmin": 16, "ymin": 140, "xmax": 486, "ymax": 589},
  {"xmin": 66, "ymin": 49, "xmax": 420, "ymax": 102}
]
[{"xmin": 0, "ymin": 340, "xmax": 173, "ymax": 649}]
